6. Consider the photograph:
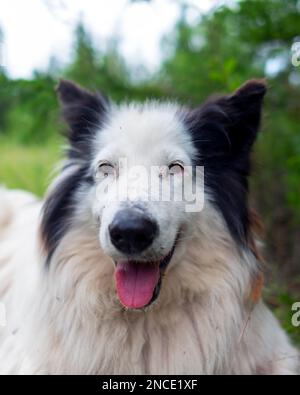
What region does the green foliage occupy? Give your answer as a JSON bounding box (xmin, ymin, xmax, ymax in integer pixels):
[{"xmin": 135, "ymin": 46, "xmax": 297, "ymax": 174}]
[
  {"xmin": 0, "ymin": 73, "xmax": 11, "ymax": 130},
  {"xmin": 264, "ymin": 275, "xmax": 300, "ymax": 346},
  {"xmin": 64, "ymin": 22, "xmax": 165, "ymax": 102},
  {"xmin": 0, "ymin": 137, "xmax": 62, "ymax": 196},
  {"xmin": 0, "ymin": 76, "xmax": 58, "ymax": 144}
]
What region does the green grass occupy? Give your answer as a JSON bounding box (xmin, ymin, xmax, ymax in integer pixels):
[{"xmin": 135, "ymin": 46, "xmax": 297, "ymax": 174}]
[{"xmin": 0, "ymin": 137, "xmax": 62, "ymax": 197}]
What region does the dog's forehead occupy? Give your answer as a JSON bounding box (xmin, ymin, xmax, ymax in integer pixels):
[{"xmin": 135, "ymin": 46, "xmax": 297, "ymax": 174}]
[{"xmin": 94, "ymin": 102, "xmax": 196, "ymax": 162}]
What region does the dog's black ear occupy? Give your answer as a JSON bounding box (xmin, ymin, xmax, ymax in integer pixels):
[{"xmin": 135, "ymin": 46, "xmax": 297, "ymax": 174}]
[
  {"xmin": 226, "ymin": 79, "xmax": 266, "ymax": 155},
  {"xmin": 185, "ymin": 80, "xmax": 266, "ymax": 247},
  {"xmin": 187, "ymin": 79, "xmax": 267, "ymax": 164},
  {"xmin": 56, "ymin": 80, "xmax": 109, "ymax": 160}
]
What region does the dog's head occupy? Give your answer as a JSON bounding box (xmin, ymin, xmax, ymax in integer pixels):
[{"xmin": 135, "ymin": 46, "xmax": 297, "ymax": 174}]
[{"xmin": 41, "ymin": 79, "xmax": 266, "ymax": 310}]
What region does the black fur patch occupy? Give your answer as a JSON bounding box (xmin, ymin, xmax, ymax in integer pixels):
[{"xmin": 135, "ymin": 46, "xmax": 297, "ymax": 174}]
[
  {"xmin": 56, "ymin": 79, "xmax": 109, "ymax": 161},
  {"xmin": 41, "ymin": 165, "xmax": 93, "ymax": 265},
  {"xmin": 41, "ymin": 80, "xmax": 108, "ymax": 262},
  {"xmin": 184, "ymin": 80, "xmax": 266, "ymax": 245}
]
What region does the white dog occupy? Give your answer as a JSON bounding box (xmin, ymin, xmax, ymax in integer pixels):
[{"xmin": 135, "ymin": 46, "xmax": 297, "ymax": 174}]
[{"xmin": 0, "ymin": 80, "xmax": 299, "ymax": 374}]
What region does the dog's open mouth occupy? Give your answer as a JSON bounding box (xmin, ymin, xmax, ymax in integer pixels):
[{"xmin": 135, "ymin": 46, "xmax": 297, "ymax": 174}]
[{"xmin": 114, "ymin": 242, "xmax": 177, "ymax": 310}]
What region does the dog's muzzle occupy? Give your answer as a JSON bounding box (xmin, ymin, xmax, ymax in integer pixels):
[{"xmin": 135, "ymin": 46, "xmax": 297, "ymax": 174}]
[{"xmin": 109, "ymin": 208, "xmax": 177, "ymax": 310}]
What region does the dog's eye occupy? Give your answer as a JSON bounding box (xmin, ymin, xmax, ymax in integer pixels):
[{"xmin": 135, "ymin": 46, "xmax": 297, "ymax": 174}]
[
  {"xmin": 98, "ymin": 162, "xmax": 116, "ymax": 178},
  {"xmin": 168, "ymin": 162, "xmax": 184, "ymax": 175}
]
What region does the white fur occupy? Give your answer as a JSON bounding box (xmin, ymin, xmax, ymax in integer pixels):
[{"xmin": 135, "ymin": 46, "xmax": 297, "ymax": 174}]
[
  {"xmin": 92, "ymin": 103, "xmax": 198, "ymax": 262},
  {"xmin": 0, "ymin": 103, "xmax": 299, "ymax": 374}
]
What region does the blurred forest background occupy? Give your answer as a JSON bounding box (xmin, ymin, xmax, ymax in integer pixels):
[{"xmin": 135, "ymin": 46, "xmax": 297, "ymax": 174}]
[{"xmin": 0, "ymin": 0, "xmax": 299, "ymax": 343}]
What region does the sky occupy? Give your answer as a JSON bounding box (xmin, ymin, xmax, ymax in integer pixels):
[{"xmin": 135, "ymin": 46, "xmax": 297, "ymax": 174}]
[{"xmin": 0, "ymin": 0, "xmax": 216, "ymax": 79}]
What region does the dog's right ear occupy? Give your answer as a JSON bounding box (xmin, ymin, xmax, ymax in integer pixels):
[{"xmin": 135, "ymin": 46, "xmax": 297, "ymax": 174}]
[{"xmin": 56, "ymin": 79, "xmax": 109, "ymax": 160}]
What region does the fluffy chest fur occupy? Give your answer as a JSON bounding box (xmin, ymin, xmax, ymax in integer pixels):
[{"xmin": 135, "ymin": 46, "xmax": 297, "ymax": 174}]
[{"xmin": 1, "ymin": 194, "xmax": 297, "ymax": 375}]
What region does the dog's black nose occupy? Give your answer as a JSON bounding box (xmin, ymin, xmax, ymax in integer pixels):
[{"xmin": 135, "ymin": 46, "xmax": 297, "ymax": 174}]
[{"xmin": 109, "ymin": 209, "xmax": 158, "ymax": 255}]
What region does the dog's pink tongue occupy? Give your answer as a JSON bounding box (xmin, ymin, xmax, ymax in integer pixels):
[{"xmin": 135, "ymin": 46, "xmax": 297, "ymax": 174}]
[{"xmin": 115, "ymin": 261, "xmax": 160, "ymax": 309}]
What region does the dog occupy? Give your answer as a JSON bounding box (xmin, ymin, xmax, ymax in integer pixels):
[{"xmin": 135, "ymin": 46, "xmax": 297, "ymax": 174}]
[{"xmin": 0, "ymin": 79, "xmax": 299, "ymax": 374}]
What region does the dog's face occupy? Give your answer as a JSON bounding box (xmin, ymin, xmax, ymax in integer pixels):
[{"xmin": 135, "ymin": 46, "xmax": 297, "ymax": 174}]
[
  {"xmin": 91, "ymin": 104, "xmax": 198, "ymax": 308},
  {"xmin": 41, "ymin": 79, "xmax": 266, "ymax": 310}
]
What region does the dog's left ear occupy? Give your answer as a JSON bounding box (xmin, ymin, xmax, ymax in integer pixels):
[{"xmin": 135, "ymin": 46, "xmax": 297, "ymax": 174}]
[
  {"xmin": 187, "ymin": 79, "xmax": 267, "ymax": 163},
  {"xmin": 186, "ymin": 80, "xmax": 267, "ymax": 246},
  {"xmin": 56, "ymin": 79, "xmax": 109, "ymax": 159},
  {"xmin": 226, "ymin": 79, "xmax": 267, "ymax": 154}
]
